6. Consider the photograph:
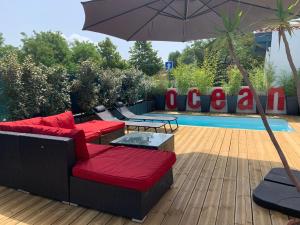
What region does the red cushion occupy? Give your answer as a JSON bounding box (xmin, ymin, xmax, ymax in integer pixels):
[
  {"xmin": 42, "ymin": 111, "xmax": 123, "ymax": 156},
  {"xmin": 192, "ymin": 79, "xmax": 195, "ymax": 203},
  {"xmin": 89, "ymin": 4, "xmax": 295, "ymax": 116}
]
[
  {"xmin": 75, "ymin": 122, "xmax": 102, "ymax": 142},
  {"xmin": 41, "ymin": 111, "xmax": 75, "ymax": 129},
  {"xmin": 86, "ymin": 143, "xmax": 113, "ymax": 159},
  {"xmin": 72, "ymin": 147, "xmax": 176, "ymax": 191},
  {"xmin": 14, "ymin": 117, "xmax": 42, "ymax": 125},
  {"xmin": 77, "ymin": 120, "xmax": 125, "ymax": 135},
  {"xmin": 0, "ymin": 123, "xmax": 33, "ymax": 133},
  {"xmin": 30, "ymin": 125, "xmax": 89, "ymax": 161}
]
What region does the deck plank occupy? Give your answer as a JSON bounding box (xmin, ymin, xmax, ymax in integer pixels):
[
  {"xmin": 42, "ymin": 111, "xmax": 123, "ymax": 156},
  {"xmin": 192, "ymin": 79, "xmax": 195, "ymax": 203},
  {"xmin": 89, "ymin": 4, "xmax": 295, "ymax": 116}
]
[{"xmin": 0, "ymin": 117, "xmax": 299, "ymax": 225}]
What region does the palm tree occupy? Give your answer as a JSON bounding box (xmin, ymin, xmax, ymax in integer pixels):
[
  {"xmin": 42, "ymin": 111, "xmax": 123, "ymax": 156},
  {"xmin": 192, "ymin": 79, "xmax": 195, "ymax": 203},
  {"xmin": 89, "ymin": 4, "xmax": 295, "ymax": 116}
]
[
  {"xmin": 264, "ymin": 0, "xmax": 300, "ymax": 109},
  {"xmin": 218, "ymin": 10, "xmax": 300, "ymax": 191}
]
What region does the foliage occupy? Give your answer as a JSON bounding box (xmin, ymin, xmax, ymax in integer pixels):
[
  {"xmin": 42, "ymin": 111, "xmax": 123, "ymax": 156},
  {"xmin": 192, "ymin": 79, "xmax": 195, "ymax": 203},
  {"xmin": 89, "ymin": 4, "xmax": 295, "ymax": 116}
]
[
  {"xmin": 21, "ymin": 31, "xmax": 71, "ymax": 67},
  {"xmin": 249, "ymin": 66, "xmax": 266, "ymax": 94},
  {"xmin": 278, "ymin": 72, "xmax": 297, "ymax": 96},
  {"xmin": 178, "ymin": 46, "xmax": 196, "ymax": 65},
  {"xmin": 118, "ymin": 69, "xmax": 151, "ymax": 104},
  {"xmin": 69, "ymin": 40, "xmax": 101, "ymax": 74},
  {"xmin": 43, "ymin": 65, "xmax": 71, "ymax": 115},
  {"xmin": 72, "ymin": 60, "xmax": 100, "ymax": 112},
  {"xmin": 129, "ymin": 41, "xmax": 163, "ymax": 76},
  {"xmin": 168, "ymin": 51, "xmax": 181, "ymax": 68},
  {"xmin": 98, "ymin": 38, "xmax": 127, "ymax": 69},
  {"xmin": 0, "ymin": 53, "xmax": 49, "ymax": 119},
  {"xmin": 97, "ymin": 69, "xmax": 121, "ymax": 108},
  {"xmin": 172, "ymin": 64, "xmax": 196, "ymax": 94},
  {"xmin": 222, "ymin": 66, "xmax": 242, "ymax": 95},
  {"xmin": 265, "ymin": 63, "xmax": 276, "ymax": 90},
  {"xmin": 192, "ymin": 67, "xmax": 214, "ymax": 95},
  {"xmin": 149, "ymin": 75, "xmax": 169, "ymax": 96}
]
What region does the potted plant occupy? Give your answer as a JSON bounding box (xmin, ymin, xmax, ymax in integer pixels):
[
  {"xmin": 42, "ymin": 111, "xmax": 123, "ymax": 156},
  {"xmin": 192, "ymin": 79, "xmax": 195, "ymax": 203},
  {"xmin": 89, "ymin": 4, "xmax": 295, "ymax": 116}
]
[
  {"xmin": 279, "ymin": 72, "xmax": 299, "ymax": 115},
  {"xmin": 222, "ymin": 66, "xmax": 242, "ymax": 113},
  {"xmin": 250, "ymin": 64, "xmax": 275, "ymax": 113},
  {"xmin": 193, "ymin": 67, "xmax": 214, "ymax": 112},
  {"xmin": 173, "ymin": 65, "xmax": 194, "ymax": 111},
  {"xmin": 149, "ymin": 76, "xmax": 168, "ymax": 110}
]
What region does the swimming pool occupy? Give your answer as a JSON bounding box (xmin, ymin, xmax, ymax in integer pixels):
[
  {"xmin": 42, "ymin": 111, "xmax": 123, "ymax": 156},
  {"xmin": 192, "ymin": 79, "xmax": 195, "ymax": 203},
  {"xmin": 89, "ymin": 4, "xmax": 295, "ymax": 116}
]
[{"xmin": 144, "ymin": 113, "xmax": 293, "ymax": 131}]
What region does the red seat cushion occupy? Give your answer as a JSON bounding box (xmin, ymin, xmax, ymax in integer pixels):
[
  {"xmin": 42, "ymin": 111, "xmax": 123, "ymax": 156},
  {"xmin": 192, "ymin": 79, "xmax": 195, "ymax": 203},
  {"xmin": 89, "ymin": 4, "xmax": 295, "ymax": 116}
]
[
  {"xmin": 29, "ymin": 125, "xmax": 89, "ymax": 161},
  {"xmin": 75, "ymin": 122, "xmax": 102, "ymax": 142},
  {"xmin": 86, "ymin": 143, "xmax": 113, "ymax": 159},
  {"xmin": 72, "ymin": 147, "xmax": 176, "ymax": 191},
  {"xmin": 77, "ymin": 120, "xmax": 125, "ymax": 135},
  {"xmin": 41, "ymin": 111, "xmax": 75, "ymax": 129}
]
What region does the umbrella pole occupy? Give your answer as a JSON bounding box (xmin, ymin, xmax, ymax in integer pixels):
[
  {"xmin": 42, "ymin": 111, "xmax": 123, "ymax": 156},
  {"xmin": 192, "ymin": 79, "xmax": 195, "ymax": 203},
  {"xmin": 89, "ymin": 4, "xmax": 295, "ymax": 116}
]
[{"xmin": 226, "ymin": 33, "xmax": 300, "ymax": 192}]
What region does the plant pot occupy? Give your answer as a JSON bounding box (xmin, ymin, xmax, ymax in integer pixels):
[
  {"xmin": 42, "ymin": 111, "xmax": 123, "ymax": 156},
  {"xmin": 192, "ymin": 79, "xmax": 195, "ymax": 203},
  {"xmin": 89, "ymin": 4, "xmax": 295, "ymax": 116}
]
[
  {"xmin": 176, "ymin": 95, "xmax": 187, "ymax": 111},
  {"xmin": 226, "ymin": 96, "xmax": 238, "ymax": 113},
  {"xmin": 256, "ymin": 96, "xmax": 267, "ymax": 113},
  {"xmin": 200, "ymin": 95, "xmax": 211, "ymax": 112},
  {"xmin": 286, "ymin": 96, "xmax": 299, "ymax": 115},
  {"xmin": 153, "ymin": 95, "xmax": 165, "ymax": 110}
]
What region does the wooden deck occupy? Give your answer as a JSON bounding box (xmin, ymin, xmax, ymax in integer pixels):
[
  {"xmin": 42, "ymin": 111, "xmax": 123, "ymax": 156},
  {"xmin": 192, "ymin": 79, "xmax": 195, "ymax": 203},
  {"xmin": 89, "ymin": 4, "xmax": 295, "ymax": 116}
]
[{"xmin": 1, "ymin": 116, "xmax": 300, "ymax": 225}]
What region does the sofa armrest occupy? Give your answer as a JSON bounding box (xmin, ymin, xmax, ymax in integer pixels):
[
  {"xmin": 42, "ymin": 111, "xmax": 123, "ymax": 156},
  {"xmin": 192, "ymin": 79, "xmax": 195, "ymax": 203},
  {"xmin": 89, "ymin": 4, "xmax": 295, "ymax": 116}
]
[{"xmin": 19, "ymin": 133, "xmax": 75, "ymax": 202}]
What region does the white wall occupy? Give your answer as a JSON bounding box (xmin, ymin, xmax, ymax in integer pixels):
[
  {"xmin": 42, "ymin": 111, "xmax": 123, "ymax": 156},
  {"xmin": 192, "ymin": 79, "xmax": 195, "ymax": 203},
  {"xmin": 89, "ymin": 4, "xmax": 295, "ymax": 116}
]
[{"xmin": 265, "ymin": 29, "xmax": 300, "ymax": 80}]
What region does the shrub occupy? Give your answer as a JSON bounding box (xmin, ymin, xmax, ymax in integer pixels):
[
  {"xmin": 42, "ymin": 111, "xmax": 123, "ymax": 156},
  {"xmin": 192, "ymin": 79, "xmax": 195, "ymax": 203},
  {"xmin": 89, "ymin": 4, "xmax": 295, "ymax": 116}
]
[
  {"xmin": 0, "ymin": 53, "xmax": 49, "ymax": 119},
  {"xmin": 249, "ymin": 66, "xmax": 266, "ymax": 94},
  {"xmin": 222, "ymin": 66, "xmax": 242, "ymax": 95},
  {"xmin": 119, "ymin": 69, "xmax": 150, "ymax": 105},
  {"xmin": 98, "ymin": 69, "xmax": 121, "ymax": 107},
  {"xmin": 193, "ymin": 67, "xmax": 214, "ymax": 94},
  {"xmin": 149, "ymin": 75, "xmax": 169, "ymax": 96},
  {"xmin": 173, "ymin": 64, "xmax": 196, "ymax": 94},
  {"xmin": 278, "ymin": 72, "xmax": 296, "ymax": 96},
  {"xmin": 43, "ymin": 65, "xmax": 71, "ymax": 115},
  {"xmin": 72, "ymin": 60, "xmax": 100, "ymax": 112},
  {"xmin": 264, "ymin": 63, "xmax": 276, "ymax": 91}
]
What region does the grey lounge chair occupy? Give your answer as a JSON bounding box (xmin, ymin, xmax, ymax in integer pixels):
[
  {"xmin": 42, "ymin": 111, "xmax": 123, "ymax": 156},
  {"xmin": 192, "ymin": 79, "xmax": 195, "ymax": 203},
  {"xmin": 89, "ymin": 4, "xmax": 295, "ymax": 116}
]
[
  {"xmin": 93, "ymin": 105, "xmax": 168, "ymax": 133},
  {"xmin": 115, "ymin": 102, "xmax": 178, "ymax": 132}
]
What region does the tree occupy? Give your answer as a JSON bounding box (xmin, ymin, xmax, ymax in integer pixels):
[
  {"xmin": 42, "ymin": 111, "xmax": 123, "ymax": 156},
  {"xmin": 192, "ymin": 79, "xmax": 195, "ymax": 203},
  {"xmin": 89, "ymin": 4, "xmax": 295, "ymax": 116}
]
[
  {"xmin": 178, "ymin": 46, "xmax": 196, "ymax": 65},
  {"xmin": 98, "ymin": 38, "xmax": 126, "ymax": 69},
  {"xmin": 168, "ymin": 51, "xmax": 181, "ymax": 68},
  {"xmin": 0, "ymin": 34, "xmax": 20, "ymax": 59},
  {"xmin": 21, "ymin": 31, "xmax": 71, "ymax": 67},
  {"xmin": 219, "ymin": 10, "xmax": 300, "ymax": 191},
  {"xmin": 129, "ymin": 41, "xmax": 163, "ymax": 76}
]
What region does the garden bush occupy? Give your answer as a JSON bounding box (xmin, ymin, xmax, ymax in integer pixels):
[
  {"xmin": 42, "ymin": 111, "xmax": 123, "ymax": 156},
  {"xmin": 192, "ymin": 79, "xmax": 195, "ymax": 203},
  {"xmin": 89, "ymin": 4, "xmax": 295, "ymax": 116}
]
[
  {"xmin": 222, "ymin": 66, "xmax": 242, "ymax": 95},
  {"xmin": 149, "ymin": 75, "xmax": 169, "ymax": 96},
  {"xmin": 193, "ymin": 67, "xmax": 214, "ymax": 94},
  {"xmin": 278, "ymin": 72, "xmax": 296, "ymax": 96},
  {"xmin": 173, "ymin": 64, "xmax": 196, "ymax": 94},
  {"xmin": 71, "ymin": 60, "xmax": 100, "ymax": 112}
]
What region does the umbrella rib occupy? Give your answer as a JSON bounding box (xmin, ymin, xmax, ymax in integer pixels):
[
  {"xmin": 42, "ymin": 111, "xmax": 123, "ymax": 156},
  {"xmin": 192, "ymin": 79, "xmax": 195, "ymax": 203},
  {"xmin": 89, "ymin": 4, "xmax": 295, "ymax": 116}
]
[
  {"xmin": 126, "ymin": 0, "xmax": 178, "ymax": 41},
  {"xmin": 83, "ymin": 0, "xmax": 161, "ymax": 30},
  {"xmin": 188, "ymin": 0, "xmax": 212, "ymax": 18},
  {"xmin": 146, "ymin": 6, "xmax": 184, "ymax": 20},
  {"xmin": 162, "ymin": 0, "xmax": 184, "ymax": 19},
  {"xmin": 189, "ymin": 0, "xmax": 228, "ymax": 19},
  {"xmin": 197, "ymin": 0, "xmax": 222, "ymax": 18},
  {"xmin": 184, "ymin": 0, "xmax": 189, "ymax": 20}
]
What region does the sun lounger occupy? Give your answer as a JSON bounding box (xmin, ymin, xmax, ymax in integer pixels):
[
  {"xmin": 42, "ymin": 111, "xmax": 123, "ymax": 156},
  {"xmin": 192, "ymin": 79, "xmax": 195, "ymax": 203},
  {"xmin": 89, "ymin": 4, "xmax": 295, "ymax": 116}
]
[
  {"xmin": 115, "ymin": 102, "xmax": 179, "ymax": 132},
  {"xmin": 93, "ymin": 105, "xmax": 168, "ymax": 133}
]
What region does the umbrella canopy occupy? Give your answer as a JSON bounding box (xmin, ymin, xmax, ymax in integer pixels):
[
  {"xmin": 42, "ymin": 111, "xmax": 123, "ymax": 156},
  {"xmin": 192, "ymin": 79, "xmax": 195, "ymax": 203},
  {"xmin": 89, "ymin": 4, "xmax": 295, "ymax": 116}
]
[{"xmin": 82, "ymin": 0, "xmax": 300, "ymax": 42}]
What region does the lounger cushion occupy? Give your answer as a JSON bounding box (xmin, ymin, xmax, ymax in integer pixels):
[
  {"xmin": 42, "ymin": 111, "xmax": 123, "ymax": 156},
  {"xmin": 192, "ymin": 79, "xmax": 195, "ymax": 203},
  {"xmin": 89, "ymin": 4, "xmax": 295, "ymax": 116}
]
[
  {"xmin": 77, "ymin": 120, "xmax": 125, "ymax": 135},
  {"xmin": 72, "ymin": 146, "xmax": 176, "ymax": 191},
  {"xmin": 29, "ymin": 125, "xmax": 89, "ymax": 161},
  {"xmin": 86, "ymin": 143, "xmax": 113, "ymax": 159},
  {"xmin": 75, "ymin": 122, "xmax": 102, "ymax": 142},
  {"xmin": 14, "ymin": 117, "xmax": 43, "ymax": 125},
  {"xmin": 41, "ymin": 111, "xmax": 76, "ymax": 129}
]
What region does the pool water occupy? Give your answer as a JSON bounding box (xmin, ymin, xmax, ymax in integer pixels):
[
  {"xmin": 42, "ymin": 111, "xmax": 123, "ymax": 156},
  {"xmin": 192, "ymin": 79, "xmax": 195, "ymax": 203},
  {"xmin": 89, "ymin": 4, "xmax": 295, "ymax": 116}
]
[{"xmin": 144, "ymin": 113, "xmax": 293, "ymax": 131}]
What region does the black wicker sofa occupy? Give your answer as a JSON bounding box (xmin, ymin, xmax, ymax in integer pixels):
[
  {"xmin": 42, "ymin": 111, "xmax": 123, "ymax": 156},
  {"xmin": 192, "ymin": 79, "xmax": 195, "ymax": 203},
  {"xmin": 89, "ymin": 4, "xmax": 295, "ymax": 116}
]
[{"xmin": 0, "ymin": 115, "xmax": 176, "ymax": 221}]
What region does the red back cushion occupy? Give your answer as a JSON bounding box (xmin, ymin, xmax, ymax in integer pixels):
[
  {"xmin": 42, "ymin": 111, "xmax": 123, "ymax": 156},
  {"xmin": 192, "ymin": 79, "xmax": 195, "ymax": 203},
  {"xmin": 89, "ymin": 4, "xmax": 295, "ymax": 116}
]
[
  {"xmin": 14, "ymin": 117, "xmax": 42, "ymax": 126},
  {"xmin": 0, "ymin": 123, "xmax": 33, "ymax": 133},
  {"xmin": 29, "ymin": 125, "xmax": 89, "ymax": 161},
  {"xmin": 41, "ymin": 111, "xmax": 75, "ymax": 129}
]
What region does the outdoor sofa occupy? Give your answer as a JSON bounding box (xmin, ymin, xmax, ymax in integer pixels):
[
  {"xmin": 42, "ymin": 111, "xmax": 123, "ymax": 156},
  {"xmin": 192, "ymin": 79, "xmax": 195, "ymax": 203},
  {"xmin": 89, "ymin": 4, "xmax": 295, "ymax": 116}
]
[{"xmin": 0, "ymin": 112, "xmax": 176, "ymax": 221}]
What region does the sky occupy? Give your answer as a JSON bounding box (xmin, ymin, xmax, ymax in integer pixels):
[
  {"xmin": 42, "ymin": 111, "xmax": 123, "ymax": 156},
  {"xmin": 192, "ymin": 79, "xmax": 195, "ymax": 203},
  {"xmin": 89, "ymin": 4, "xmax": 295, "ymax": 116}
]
[{"xmin": 0, "ymin": 0, "xmax": 188, "ymax": 61}]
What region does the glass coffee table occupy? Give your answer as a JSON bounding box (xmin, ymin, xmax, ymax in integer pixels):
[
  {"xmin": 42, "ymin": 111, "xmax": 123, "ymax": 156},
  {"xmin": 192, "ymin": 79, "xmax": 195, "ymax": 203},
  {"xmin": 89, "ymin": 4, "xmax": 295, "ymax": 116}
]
[{"xmin": 110, "ymin": 132, "xmax": 174, "ymax": 151}]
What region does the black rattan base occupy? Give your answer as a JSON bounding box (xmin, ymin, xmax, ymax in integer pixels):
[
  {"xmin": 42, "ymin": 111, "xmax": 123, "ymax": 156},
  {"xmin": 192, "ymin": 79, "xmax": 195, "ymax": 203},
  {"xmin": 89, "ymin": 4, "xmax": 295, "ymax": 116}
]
[{"xmin": 70, "ymin": 169, "xmax": 173, "ymax": 220}]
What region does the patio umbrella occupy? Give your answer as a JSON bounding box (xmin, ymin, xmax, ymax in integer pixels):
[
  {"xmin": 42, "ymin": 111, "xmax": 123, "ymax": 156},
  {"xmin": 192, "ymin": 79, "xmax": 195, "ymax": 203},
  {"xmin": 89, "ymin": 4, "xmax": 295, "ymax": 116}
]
[
  {"xmin": 82, "ymin": 0, "xmax": 300, "ymax": 42},
  {"xmin": 82, "ymin": 0, "xmax": 300, "ymax": 217}
]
